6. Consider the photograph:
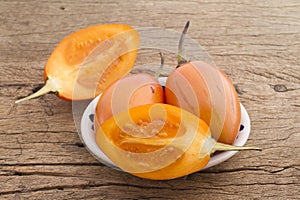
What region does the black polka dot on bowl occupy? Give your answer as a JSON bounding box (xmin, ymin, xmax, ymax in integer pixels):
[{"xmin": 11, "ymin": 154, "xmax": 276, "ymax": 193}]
[
  {"xmin": 89, "ymin": 114, "xmax": 94, "ymax": 122},
  {"xmin": 239, "ymin": 124, "xmax": 244, "ymax": 131}
]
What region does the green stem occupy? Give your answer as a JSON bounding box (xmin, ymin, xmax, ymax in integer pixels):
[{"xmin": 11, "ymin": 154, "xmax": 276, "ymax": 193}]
[
  {"xmin": 154, "ymin": 52, "xmax": 164, "ymax": 79},
  {"xmin": 15, "ymin": 77, "xmax": 59, "ymax": 103},
  {"xmin": 212, "ymin": 142, "xmax": 262, "ymax": 154},
  {"xmin": 177, "ymin": 21, "xmax": 190, "ymax": 67}
]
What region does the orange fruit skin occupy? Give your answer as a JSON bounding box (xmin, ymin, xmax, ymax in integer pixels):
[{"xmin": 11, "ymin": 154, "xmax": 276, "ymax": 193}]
[
  {"xmin": 95, "ymin": 74, "xmax": 164, "ymax": 129},
  {"xmin": 165, "ymin": 61, "xmax": 241, "ymax": 144}
]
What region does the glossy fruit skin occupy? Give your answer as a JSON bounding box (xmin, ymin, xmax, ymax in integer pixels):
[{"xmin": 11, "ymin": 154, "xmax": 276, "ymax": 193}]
[
  {"xmin": 44, "ymin": 24, "xmax": 139, "ymax": 100},
  {"xmin": 95, "ymin": 74, "xmax": 164, "ymax": 130},
  {"xmin": 165, "ymin": 61, "xmax": 241, "ymax": 144},
  {"xmin": 95, "ymin": 103, "xmax": 211, "ymax": 180}
]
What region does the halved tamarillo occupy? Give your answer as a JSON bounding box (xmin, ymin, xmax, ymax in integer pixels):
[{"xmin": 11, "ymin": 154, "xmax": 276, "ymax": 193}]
[
  {"xmin": 16, "ymin": 24, "xmax": 139, "ymax": 103},
  {"xmin": 165, "ymin": 22, "xmax": 241, "ymax": 144},
  {"xmin": 95, "ymin": 103, "xmax": 260, "ymax": 180},
  {"xmin": 95, "ymin": 53, "xmax": 165, "ymax": 130}
]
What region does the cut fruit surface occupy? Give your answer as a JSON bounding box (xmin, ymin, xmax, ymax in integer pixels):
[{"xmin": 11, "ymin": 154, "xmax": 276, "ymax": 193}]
[
  {"xmin": 95, "ymin": 103, "xmax": 211, "ymax": 179},
  {"xmin": 16, "ymin": 24, "xmax": 139, "ymax": 103}
]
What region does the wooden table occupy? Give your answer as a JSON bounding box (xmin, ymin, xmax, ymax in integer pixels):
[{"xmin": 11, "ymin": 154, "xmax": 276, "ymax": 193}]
[{"xmin": 1, "ymin": 0, "xmax": 299, "ymax": 199}]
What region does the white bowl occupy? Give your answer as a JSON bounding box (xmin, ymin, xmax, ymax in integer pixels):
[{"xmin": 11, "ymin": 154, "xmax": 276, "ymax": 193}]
[{"xmin": 80, "ymin": 77, "xmax": 251, "ymax": 171}]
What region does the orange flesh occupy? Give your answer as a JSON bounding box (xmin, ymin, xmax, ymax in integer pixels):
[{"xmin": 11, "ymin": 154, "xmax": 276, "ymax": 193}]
[
  {"xmin": 166, "ymin": 61, "xmax": 241, "ymax": 144},
  {"xmin": 44, "ymin": 24, "xmax": 139, "ymax": 100},
  {"xmin": 95, "ymin": 103, "xmax": 211, "ymax": 180}
]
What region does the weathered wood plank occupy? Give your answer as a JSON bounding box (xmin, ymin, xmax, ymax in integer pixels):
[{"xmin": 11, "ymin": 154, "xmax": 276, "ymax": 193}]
[
  {"xmin": 0, "ymin": 0, "xmax": 299, "ymax": 199},
  {"xmin": 0, "ymin": 165, "xmax": 299, "ymax": 199}
]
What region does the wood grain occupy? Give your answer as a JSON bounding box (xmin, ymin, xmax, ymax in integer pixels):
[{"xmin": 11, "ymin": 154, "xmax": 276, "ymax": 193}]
[{"xmin": 0, "ymin": 0, "xmax": 299, "ymax": 199}]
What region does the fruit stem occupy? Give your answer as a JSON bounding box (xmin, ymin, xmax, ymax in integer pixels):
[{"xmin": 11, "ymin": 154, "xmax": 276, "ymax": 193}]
[
  {"xmin": 177, "ymin": 21, "xmax": 190, "ymax": 67},
  {"xmin": 212, "ymin": 142, "xmax": 262, "ymax": 154},
  {"xmin": 15, "ymin": 77, "xmax": 59, "ymax": 103},
  {"xmin": 154, "ymin": 52, "xmax": 164, "ymax": 79}
]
